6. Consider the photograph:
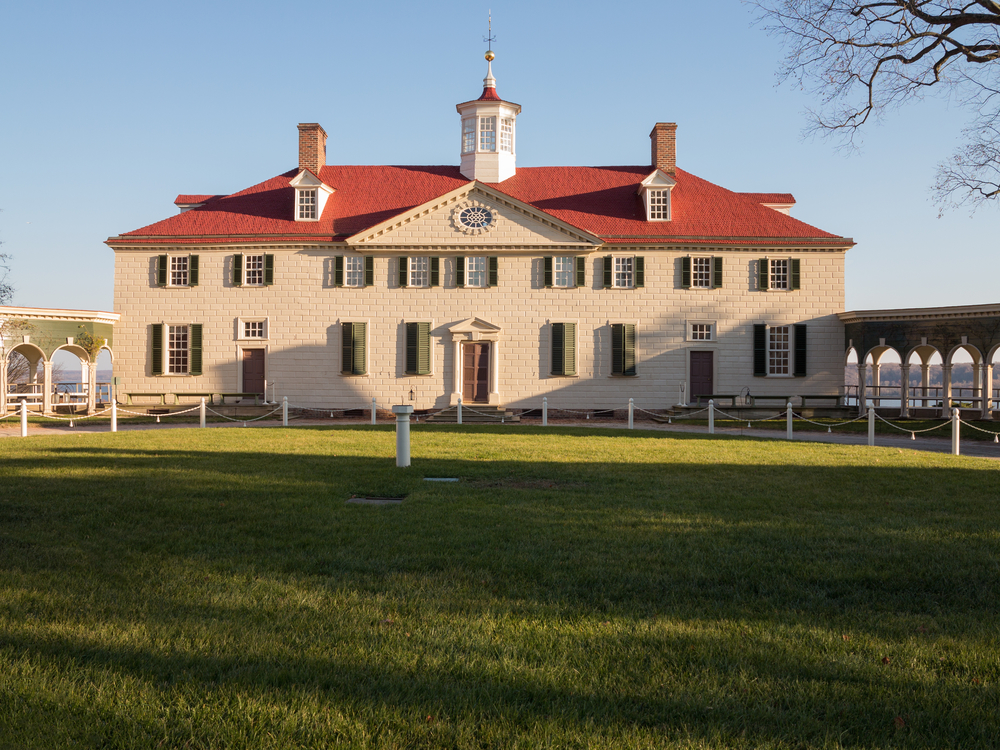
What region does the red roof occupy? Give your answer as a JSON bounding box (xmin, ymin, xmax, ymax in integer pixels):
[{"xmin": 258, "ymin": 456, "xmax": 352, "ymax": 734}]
[
  {"xmin": 739, "ymin": 192, "xmax": 795, "ymax": 205},
  {"xmin": 174, "ymin": 194, "xmax": 223, "ymax": 205},
  {"xmin": 111, "ymin": 165, "xmax": 849, "ymax": 247},
  {"xmin": 477, "ymin": 86, "xmax": 502, "ymax": 101}
]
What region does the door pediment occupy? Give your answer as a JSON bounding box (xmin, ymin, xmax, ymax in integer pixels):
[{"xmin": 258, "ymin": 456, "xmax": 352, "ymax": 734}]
[{"xmin": 448, "ymin": 317, "xmax": 502, "ymax": 341}]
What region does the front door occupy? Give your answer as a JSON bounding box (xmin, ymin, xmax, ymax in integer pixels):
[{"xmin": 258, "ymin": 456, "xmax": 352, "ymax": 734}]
[
  {"xmin": 463, "ymin": 342, "xmax": 490, "ymax": 403},
  {"xmin": 690, "ymin": 351, "xmax": 714, "ymax": 402},
  {"xmin": 242, "ymin": 349, "xmax": 265, "ymax": 397}
]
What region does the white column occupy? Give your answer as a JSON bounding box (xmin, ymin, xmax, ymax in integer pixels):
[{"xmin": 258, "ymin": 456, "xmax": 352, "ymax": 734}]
[
  {"xmin": 42, "ymin": 361, "xmax": 53, "ymax": 415},
  {"xmin": 857, "ymin": 363, "xmax": 867, "ymax": 417},
  {"xmin": 452, "ymin": 339, "xmax": 462, "ymax": 404},
  {"xmin": 981, "ymin": 362, "xmax": 993, "ymax": 421},
  {"xmin": 871, "ymin": 361, "xmax": 881, "ymax": 407},
  {"xmin": 921, "ymin": 362, "xmax": 931, "ymax": 408},
  {"xmin": 899, "ymin": 364, "xmax": 910, "ymax": 419},
  {"xmin": 941, "ymin": 364, "xmax": 953, "ymax": 419},
  {"xmin": 489, "ymin": 339, "xmax": 500, "ymax": 405},
  {"xmin": 87, "ymin": 358, "xmax": 97, "ymax": 415}
]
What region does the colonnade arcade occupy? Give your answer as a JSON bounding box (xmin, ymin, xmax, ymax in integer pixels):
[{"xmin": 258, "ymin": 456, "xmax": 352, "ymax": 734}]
[
  {"xmin": 839, "ymin": 304, "xmax": 1000, "ymax": 420},
  {"xmin": 1, "ymin": 306, "xmax": 119, "ymax": 415}
]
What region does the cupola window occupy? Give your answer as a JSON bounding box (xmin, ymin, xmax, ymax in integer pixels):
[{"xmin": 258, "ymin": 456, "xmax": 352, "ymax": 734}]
[
  {"xmin": 500, "ymin": 118, "xmax": 513, "ymax": 152},
  {"xmin": 462, "ymin": 119, "xmax": 476, "ymax": 154},
  {"xmin": 479, "ymin": 117, "xmax": 497, "ymax": 152}
]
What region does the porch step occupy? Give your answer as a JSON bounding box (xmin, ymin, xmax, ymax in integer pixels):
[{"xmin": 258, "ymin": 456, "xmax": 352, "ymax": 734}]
[{"xmin": 424, "ymin": 405, "xmax": 520, "ymax": 424}]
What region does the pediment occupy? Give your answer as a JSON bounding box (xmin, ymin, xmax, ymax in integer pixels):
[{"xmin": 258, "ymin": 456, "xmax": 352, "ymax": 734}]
[
  {"xmin": 289, "ymin": 169, "xmax": 329, "ymax": 189},
  {"xmin": 346, "ymin": 182, "xmax": 602, "ymax": 248},
  {"xmin": 448, "ymin": 317, "xmax": 502, "ymax": 335},
  {"xmin": 639, "ymin": 169, "xmax": 677, "ymax": 191}
]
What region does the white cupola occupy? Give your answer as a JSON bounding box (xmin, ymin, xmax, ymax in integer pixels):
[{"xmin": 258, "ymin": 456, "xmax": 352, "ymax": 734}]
[{"xmin": 456, "ymin": 49, "xmax": 521, "ymax": 182}]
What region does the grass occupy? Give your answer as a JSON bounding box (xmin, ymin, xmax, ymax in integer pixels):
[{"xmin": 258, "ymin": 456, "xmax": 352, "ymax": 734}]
[{"xmin": 1, "ymin": 426, "xmax": 998, "ymax": 748}]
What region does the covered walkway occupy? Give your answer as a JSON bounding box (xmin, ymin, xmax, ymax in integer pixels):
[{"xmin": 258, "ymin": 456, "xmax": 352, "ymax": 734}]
[
  {"xmin": 840, "ymin": 303, "xmax": 1000, "ymax": 420},
  {"xmin": 1, "ymin": 306, "xmax": 118, "ymax": 415}
]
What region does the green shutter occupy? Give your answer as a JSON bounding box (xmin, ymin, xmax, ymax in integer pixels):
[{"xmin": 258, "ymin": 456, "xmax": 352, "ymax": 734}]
[
  {"xmin": 682, "ymin": 256, "xmax": 691, "ymax": 288},
  {"xmin": 398, "ymin": 257, "xmax": 408, "ymax": 287},
  {"xmin": 488, "ymin": 256, "xmax": 498, "ymax": 287},
  {"xmin": 575, "ymin": 256, "xmax": 586, "ymax": 288},
  {"xmin": 364, "ymin": 256, "xmax": 374, "ymax": 287},
  {"xmin": 189, "ymin": 255, "xmax": 199, "ymax": 286},
  {"xmin": 713, "ymin": 256, "xmax": 723, "ymax": 289},
  {"xmin": 353, "ymin": 322, "xmax": 366, "ymax": 375},
  {"xmin": 758, "ymin": 258, "xmax": 768, "ymax": 291},
  {"xmin": 334, "ymin": 256, "xmax": 343, "ymax": 286},
  {"xmin": 456, "ymin": 256, "xmax": 465, "ymax": 287},
  {"xmin": 611, "ymin": 323, "xmax": 636, "ymax": 376},
  {"xmin": 264, "ymin": 254, "xmax": 274, "ymax": 285},
  {"xmin": 543, "ymin": 257, "xmax": 553, "ymax": 288},
  {"xmin": 233, "ymin": 254, "xmax": 243, "ymax": 287},
  {"xmin": 623, "ymin": 323, "xmax": 636, "ymax": 376},
  {"xmin": 157, "ymin": 255, "xmax": 168, "ymax": 287},
  {"xmin": 634, "ymin": 257, "xmax": 644, "ymax": 288},
  {"xmin": 189, "ymin": 323, "xmax": 202, "ymax": 376},
  {"xmin": 753, "ymin": 324, "xmax": 767, "ymax": 376},
  {"xmin": 342, "ymin": 322, "xmax": 354, "ymax": 374},
  {"xmin": 791, "ymin": 258, "xmax": 801, "ymax": 290},
  {"xmin": 406, "ymin": 322, "xmax": 430, "ymax": 374},
  {"xmin": 794, "ymin": 324, "xmax": 807, "ymax": 377},
  {"xmin": 564, "ymin": 322, "xmax": 576, "ymax": 376},
  {"xmin": 430, "ymin": 257, "xmax": 439, "ymax": 287},
  {"xmin": 603, "ymin": 256, "xmax": 612, "ymax": 288},
  {"xmin": 151, "ymin": 324, "xmax": 163, "ymax": 376},
  {"xmin": 551, "ymin": 322, "xmax": 565, "ymax": 375}
]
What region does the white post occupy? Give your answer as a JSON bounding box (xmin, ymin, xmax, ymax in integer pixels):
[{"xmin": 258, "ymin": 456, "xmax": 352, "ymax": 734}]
[
  {"xmin": 111, "ymin": 399, "xmax": 118, "ymax": 433},
  {"xmin": 457, "ymin": 396, "xmax": 463, "ymax": 425},
  {"xmin": 200, "ymin": 398, "xmax": 206, "ymax": 428},
  {"xmin": 542, "ymin": 396, "xmax": 548, "ymax": 426},
  {"xmin": 708, "ymin": 399, "xmax": 715, "ymax": 435},
  {"xmin": 371, "ymin": 397, "xmax": 377, "ymax": 425},
  {"xmin": 20, "ymin": 399, "xmax": 28, "ymax": 438},
  {"xmin": 786, "ymin": 403, "xmax": 793, "ymax": 440},
  {"xmin": 868, "ymin": 407, "xmax": 875, "ymax": 447},
  {"xmin": 282, "ymin": 396, "xmax": 288, "ymax": 427},
  {"xmin": 628, "ymin": 398, "xmax": 634, "ymax": 429},
  {"xmin": 952, "ymin": 407, "xmax": 961, "ymax": 456},
  {"xmin": 392, "ymin": 405, "xmax": 414, "ymax": 468}
]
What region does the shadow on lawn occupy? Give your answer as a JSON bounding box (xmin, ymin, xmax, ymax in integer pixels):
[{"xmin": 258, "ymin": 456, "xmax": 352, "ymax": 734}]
[{"xmin": 1, "ymin": 427, "xmax": 998, "ymax": 744}]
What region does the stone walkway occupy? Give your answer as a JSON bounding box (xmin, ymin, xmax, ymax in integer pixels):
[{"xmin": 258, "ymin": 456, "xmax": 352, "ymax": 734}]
[{"xmin": 2, "ymin": 411, "xmax": 999, "ymax": 459}]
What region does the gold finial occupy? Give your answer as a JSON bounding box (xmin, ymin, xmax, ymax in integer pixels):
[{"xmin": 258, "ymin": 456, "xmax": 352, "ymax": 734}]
[{"xmin": 484, "ymin": 11, "xmax": 496, "ymax": 61}]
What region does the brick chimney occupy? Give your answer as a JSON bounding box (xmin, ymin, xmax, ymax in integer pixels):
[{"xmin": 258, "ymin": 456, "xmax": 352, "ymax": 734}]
[
  {"xmin": 650, "ymin": 122, "xmax": 677, "ymax": 176},
  {"xmin": 297, "ymin": 123, "xmax": 327, "ymax": 174}
]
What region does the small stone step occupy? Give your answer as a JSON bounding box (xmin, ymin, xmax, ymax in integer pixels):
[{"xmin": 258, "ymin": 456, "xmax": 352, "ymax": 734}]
[{"xmin": 424, "ymin": 405, "xmax": 520, "ymax": 424}]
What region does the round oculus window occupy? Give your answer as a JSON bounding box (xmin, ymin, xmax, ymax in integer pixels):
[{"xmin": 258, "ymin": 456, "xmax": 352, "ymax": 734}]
[{"xmin": 458, "ymin": 206, "xmax": 494, "ymax": 229}]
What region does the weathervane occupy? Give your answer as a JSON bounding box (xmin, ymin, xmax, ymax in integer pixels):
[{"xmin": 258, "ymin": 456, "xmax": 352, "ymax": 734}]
[{"xmin": 484, "ymin": 11, "xmax": 496, "ymax": 61}]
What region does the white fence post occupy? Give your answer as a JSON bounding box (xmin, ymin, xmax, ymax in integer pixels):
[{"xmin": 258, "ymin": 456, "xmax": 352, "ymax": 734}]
[
  {"xmin": 371, "ymin": 397, "xmax": 377, "ymax": 425},
  {"xmin": 111, "ymin": 400, "xmax": 118, "ymax": 433},
  {"xmin": 952, "ymin": 407, "xmax": 961, "ymax": 456},
  {"xmin": 786, "ymin": 403, "xmax": 793, "ymax": 440},
  {"xmin": 868, "ymin": 407, "xmax": 875, "ymax": 447},
  {"xmin": 282, "ymin": 397, "xmax": 288, "ymax": 427},
  {"xmin": 392, "ymin": 405, "xmax": 414, "ymax": 468},
  {"xmin": 457, "ymin": 396, "xmax": 463, "ymax": 425},
  {"xmin": 20, "ymin": 399, "xmax": 28, "ymax": 438},
  {"xmin": 628, "ymin": 398, "xmax": 634, "ymax": 429},
  {"xmin": 708, "ymin": 399, "xmax": 715, "ymax": 435},
  {"xmin": 200, "ymin": 398, "xmax": 206, "ymax": 428},
  {"xmin": 542, "ymin": 396, "xmax": 548, "ymax": 426}
]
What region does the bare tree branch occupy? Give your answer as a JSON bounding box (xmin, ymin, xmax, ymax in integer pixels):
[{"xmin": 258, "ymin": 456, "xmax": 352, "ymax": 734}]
[{"xmin": 749, "ymin": 0, "xmax": 1000, "ymax": 211}]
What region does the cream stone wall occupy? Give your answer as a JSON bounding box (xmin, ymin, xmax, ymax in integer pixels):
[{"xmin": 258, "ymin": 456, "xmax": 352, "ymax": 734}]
[{"xmin": 113, "ymin": 243, "xmax": 847, "ymax": 411}]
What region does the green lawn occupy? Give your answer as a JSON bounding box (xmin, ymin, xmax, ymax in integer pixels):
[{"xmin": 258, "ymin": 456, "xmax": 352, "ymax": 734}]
[{"xmin": 1, "ymin": 426, "xmax": 998, "ymax": 749}]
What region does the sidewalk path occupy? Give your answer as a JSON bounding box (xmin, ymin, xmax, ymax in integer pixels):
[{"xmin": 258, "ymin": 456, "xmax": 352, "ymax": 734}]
[{"xmin": 1, "ymin": 415, "xmax": 998, "ymax": 460}]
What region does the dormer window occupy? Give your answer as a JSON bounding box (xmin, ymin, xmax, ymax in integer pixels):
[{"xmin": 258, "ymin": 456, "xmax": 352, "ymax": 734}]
[
  {"xmin": 298, "ymin": 189, "xmax": 317, "ymax": 220},
  {"xmin": 638, "ymin": 169, "xmax": 677, "ymax": 222},
  {"xmin": 289, "ymin": 169, "xmax": 334, "ymax": 223}
]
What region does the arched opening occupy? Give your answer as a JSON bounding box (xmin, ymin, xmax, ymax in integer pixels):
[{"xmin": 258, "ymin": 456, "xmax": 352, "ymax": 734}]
[
  {"xmin": 945, "ymin": 344, "xmax": 985, "ymax": 413},
  {"xmin": 903, "ymin": 347, "xmax": 944, "ymax": 415},
  {"xmin": 5, "ymin": 343, "xmax": 47, "ymax": 410},
  {"xmin": 51, "ymin": 344, "xmax": 93, "ymax": 407},
  {"xmin": 97, "ymin": 347, "xmax": 114, "ymax": 404},
  {"xmin": 844, "ymin": 348, "xmax": 859, "ymax": 407},
  {"xmin": 864, "ymin": 346, "xmax": 902, "ymax": 410}
]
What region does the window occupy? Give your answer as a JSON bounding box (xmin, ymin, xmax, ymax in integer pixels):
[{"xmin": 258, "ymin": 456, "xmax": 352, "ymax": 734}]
[
  {"xmin": 334, "ymin": 256, "xmax": 373, "ymax": 287},
  {"xmin": 168, "ymin": 325, "xmax": 188, "ymax": 374},
  {"xmin": 466, "ymin": 256, "xmax": 486, "ymax": 287},
  {"xmin": 462, "ymin": 118, "xmax": 476, "ymax": 154},
  {"xmin": 398, "ymin": 256, "xmax": 439, "ymax": 287},
  {"xmin": 544, "ymin": 256, "xmax": 586, "ymax": 288},
  {"xmin": 157, "ymin": 255, "xmax": 198, "ymax": 287},
  {"xmin": 551, "ymin": 322, "xmax": 577, "ymax": 376},
  {"xmin": 410, "ymin": 257, "xmax": 428, "ymax": 287},
  {"xmin": 151, "ymin": 323, "xmax": 202, "ymax": 376},
  {"xmin": 611, "ymin": 323, "xmax": 637, "ymax": 376},
  {"xmin": 554, "ymin": 257, "xmax": 574, "ymax": 287},
  {"xmin": 479, "ymin": 116, "xmax": 496, "ymax": 152},
  {"xmin": 689, "ymin": 323, "xmax": 715, "ymax": 341},
  {"xmin": 346, "ymin": 256, "xmax": 365, "ymax": 287},
  {"xmin": 500, "ymin": 118, "xmax": 513, "ymax": 152},
  {"xmin": 244, "ymin": 320, "xmax": 265, "ymax": 339},
  {"xmin": 233, "ymin": 254, "xmax": 274, "ymax": 287},
  {"xmin": 603, "ymin": 256, "xmax": 644, "ymax": 289},
  {"xmin": 297, "ymin": 189, "xmax": 317, "ymax": 220},
  {"xmin": 405, "ymin": 322, "xmax": 431, "ymax": 375},
  {"xmin": 682, "ymin": 256, "xmax": 722, "ymax": 289},
  {"xmin": 692, "ymin": 258, "xmax": 711, "ymax": 288},
  {"xmin": 759, "ymin": 258, "xmax": 800, "ymax": 291},
  {"xmin": 341, "ymin": 322, "xmax": 366, "ymax": 375},
  {"xmin": 648, "ymin": 190, "xmax": 670, "ymax": 220},
  {"xmin": 769, "ymin": 325, "xmax": 790, "ymax": 375}
]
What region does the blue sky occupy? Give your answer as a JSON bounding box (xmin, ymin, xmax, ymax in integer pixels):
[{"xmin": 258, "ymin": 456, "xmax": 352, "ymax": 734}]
[{"xmin": 1, "ymin": 0, "xmax": 995, "ymax": 313}]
